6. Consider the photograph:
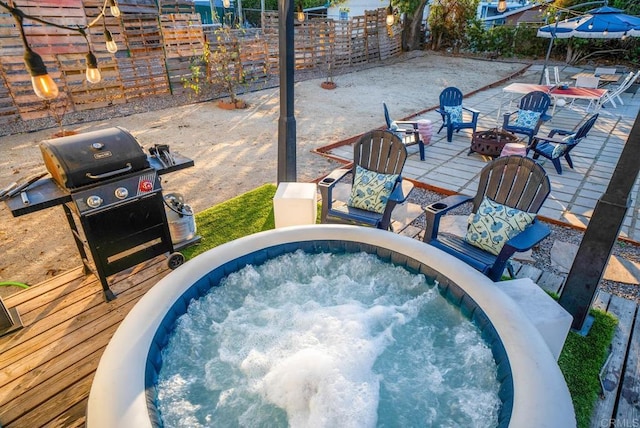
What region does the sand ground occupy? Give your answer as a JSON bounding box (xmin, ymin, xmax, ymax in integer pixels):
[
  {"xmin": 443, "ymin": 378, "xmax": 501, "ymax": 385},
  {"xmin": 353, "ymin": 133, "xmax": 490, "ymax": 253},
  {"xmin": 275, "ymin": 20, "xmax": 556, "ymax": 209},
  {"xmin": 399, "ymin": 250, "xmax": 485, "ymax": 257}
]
[{"xmin": 0, "ymin": 51, "xmax": 527, "ymax": 289}]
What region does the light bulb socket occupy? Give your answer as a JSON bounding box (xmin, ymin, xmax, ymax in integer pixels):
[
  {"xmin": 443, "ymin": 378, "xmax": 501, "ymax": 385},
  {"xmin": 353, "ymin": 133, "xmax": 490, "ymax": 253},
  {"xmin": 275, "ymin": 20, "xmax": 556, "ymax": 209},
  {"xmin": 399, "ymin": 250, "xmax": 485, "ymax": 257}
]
[
  {"xmin": 24, "ymin": 48, "xmax": 48, "ymax": 77},
  {"xmin": 105, "ymin": 29, "xmax": 114, "ymax": 43},
  {"xmin": 86, "ymin": 51, "xmax": 98, "ymax": 69}
]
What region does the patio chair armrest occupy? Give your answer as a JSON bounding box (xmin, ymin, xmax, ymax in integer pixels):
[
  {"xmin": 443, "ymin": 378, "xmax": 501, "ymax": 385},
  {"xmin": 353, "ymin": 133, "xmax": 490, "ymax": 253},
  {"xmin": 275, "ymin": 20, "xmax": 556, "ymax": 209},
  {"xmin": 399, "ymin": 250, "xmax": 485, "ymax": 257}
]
[
  {"xmin": 462, "ymin": 106, "xmax": 480, "ymax": 117},
  {"xmin": 318, "ymin": 168, "xmax": 350, "ymax": 222},
  {"xmin": 436, "ymin": 108, "xmax": 449, "ymax": 120},
  {"xmin": 388, "ymin": 178, "xmax": 414, "ymax": 204},
  {"xmin": 423, "ymin": 194, "xmax": 473, "ymax": 243},
  {"xmin": 487, "ymin": 220, "xmax": 550, "ymax": 281},
  {"xmin": 549, "ymin": 128, "xmax": 571, "ymax": 137},
  {"xmin": 502, "ymin": 111, "xmax": 517, "ymax": 126},
  {"xmin": 503, "ymin": 220, "xmax": 551, "ymax": 253}
]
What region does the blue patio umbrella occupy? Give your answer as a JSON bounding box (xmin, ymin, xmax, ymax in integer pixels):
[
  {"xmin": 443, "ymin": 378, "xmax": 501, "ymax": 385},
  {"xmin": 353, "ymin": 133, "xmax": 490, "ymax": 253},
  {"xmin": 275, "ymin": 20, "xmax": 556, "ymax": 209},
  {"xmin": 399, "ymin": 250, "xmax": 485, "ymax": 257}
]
[{"xmin": 537, "ymin": 6, "xmax": 640, "ymax": 39}]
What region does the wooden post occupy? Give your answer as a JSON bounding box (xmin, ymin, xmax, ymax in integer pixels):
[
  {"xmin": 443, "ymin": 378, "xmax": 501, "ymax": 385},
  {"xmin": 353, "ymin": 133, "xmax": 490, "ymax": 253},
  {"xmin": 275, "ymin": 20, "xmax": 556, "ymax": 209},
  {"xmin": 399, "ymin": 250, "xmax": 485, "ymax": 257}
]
[
  {"xmin": 0, "ymin": 297, "xmax": 23, "ymax": 337},
  {"xmin": 559, "ymin": 111, "xmax": 640, "ymax": 332}
]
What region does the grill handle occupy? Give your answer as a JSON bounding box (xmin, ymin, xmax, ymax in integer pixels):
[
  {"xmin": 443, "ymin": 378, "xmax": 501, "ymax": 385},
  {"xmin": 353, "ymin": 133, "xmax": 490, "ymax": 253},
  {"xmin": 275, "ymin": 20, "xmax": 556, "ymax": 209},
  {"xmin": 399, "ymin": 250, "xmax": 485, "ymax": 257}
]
[{"xmin": 85, "ymin": 163, "xmax": 132, "ymax": 180}]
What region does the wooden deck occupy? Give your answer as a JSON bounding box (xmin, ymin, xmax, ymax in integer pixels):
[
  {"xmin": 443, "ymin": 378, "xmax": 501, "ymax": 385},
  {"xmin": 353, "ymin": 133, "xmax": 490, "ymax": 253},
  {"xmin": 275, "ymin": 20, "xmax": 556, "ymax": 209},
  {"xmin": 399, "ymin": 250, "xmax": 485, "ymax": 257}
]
[
  {"xmin": 0, "ymin": 253, "xmax": 638, "ymax": 427},
  {"xmin": 0, "ymin": 256, "xmax": 172, "ymax": 427}
]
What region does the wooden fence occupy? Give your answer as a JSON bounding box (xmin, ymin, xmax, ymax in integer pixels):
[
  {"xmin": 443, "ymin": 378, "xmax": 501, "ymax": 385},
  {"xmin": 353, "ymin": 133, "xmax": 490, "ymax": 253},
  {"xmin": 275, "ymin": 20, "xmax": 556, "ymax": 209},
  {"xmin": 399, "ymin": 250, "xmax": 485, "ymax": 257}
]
[{"xmin": 0, "ymin": 2, "xmax": 402, "ymax": 124}]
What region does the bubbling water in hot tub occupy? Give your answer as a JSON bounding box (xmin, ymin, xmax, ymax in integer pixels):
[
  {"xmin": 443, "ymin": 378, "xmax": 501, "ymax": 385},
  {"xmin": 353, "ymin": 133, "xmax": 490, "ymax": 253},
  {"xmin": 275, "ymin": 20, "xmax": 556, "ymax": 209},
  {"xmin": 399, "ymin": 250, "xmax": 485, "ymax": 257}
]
[{"xmin": 156, "ymin": 250, "xmax": 501, "ymax": 427}]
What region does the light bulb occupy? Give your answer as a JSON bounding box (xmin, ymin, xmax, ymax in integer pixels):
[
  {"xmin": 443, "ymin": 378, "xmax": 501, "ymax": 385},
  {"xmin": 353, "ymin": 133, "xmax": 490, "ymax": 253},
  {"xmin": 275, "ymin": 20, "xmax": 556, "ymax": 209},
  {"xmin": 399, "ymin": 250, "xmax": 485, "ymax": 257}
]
[
  {"xmin": 497, "ymin": 0, "xmax": 507, "ymax": 13},
  {"xmin": 297, "ymin": 11, "xmax": 305, "ymax": 22},
  {"xmin": 223, "ymin": 0, "xmax": 230, "ymax": 8},
  {"xmin": 105, "ymin": 29, "xmax": 118, "ymax": 53},
  {"xmin": 603, "ymin": 28, "xmax": 608, "ymax": 36},
  {"xmin": 85, "ymin": 52, "xmax": 102, "ymax": 84},
  {"xmin": 31, "ymin": 74, "xmax": 59, "ymax": 100},
  {"xmin": 622, "ymin": 32, "xmax": 628, "ymax": 40},
  {"xmin": 109, "ymin": 0, "xmax": 121, "ymax": 17},
  {"xmin": 588, "ymin": 23, "xmax": 593, "ymax": 30},
  {"xmin": 386, "ymin": 13, "xmax": 394, "ymax": 26},
  {"xmin": 24, "ymin": 48, "xmax": 59, "ymax": 99}
]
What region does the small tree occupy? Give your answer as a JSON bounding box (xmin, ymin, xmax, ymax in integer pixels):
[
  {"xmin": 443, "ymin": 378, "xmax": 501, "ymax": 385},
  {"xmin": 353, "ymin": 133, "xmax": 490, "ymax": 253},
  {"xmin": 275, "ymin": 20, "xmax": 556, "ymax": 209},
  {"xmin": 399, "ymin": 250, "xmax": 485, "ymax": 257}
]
[{"xmin": 183, "ymin": 22, "xmax": 253, "ymax": 107}]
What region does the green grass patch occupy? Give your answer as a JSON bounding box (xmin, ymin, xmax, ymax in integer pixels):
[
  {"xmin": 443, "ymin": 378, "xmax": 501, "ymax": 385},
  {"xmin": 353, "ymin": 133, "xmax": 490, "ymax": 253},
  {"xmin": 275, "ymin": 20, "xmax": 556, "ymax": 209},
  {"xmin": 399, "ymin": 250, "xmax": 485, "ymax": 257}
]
[
  {"xmin": 558, "ymin": 309, "xmax": 618, "ymax": 428},
  {"xmin": 181, "ymin": 183, "xmax": 278, "ymax": 260},
  {"xmin": 181, "ymin": 184, "xmax": 619, "ymax": 428}
]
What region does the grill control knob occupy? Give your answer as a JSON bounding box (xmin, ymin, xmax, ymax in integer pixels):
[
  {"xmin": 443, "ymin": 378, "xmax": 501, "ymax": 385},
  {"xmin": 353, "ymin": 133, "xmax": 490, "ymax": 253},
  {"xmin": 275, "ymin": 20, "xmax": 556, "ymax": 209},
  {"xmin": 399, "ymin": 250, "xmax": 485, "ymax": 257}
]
[
  {"xmin": 92, "ymin": 142, "xmax": 104, "ymax": 150},
  {"xmin": 114, "ymin": 187, "xmax": 129, "ymax": 200},
  {"xmin": 86, "ymin": 195, "xmax": 103, "ymax": 208}
]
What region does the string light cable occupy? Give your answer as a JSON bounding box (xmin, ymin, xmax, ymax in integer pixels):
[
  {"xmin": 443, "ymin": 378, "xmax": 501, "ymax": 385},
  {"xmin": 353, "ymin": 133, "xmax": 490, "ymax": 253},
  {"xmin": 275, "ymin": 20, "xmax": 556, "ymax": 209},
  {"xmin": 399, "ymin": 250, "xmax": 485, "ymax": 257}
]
[{"xmin": 0, "ymin": 0, "xmax": 121, "ymax": 99}]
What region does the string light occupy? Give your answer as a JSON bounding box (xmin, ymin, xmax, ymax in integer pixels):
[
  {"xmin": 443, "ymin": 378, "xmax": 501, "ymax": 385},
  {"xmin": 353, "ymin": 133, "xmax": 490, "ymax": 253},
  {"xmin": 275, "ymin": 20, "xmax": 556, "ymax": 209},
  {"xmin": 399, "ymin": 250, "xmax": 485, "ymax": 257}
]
[
  {"xmin": 622, "ymin": 31, "xmax": 628, "ymax": 40},
  {"xmin": 104, "ymin": 27, "xmax": 118, "ymax": 53},
  {"xmin": 108, "ymin": 0, "xmax": 120, "ymax": 18},
  {"xmin": 0, "ymin": 0, "xmax": 120, "ymax": 99},
  {"xmin": 85, "ymin": 52, "xmax": 102, "ymax": 83},
  {"xmin": 223, "ymin": 0, "xmax": 231, "ymax": 8},
  {"xmin": 296, "ymin": 3, "xmax": 305, "ymax": 22},
  {"xmin": 603, "ymin": 27, "xmax": 608, "ymax": 36},
  {"xmin": 24, "ymin": 47, "xmax": 59, "ymax": 100},
  {"xmin": 497, "ymin": 0, "xmax": 507, "ymax": 13},
  {"xmin": 386, "ymin": 2, "xmax": 395, "ymax": 26}
]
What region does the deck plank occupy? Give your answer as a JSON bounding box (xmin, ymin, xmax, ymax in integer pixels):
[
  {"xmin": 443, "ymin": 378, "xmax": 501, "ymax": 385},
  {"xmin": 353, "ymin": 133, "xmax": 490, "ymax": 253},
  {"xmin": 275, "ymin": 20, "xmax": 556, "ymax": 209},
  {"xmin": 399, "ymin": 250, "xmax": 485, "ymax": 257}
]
[
  {"xmin": 590, "ymin": 294, "xmax": 638, "ymax": 428},
  {"xmin": 0, "ymin": 256, "xmax": 171, "ymax": 427},
  {"xmin": 615, "ymin": 303, "xmax": 640, "ymax": 425}
]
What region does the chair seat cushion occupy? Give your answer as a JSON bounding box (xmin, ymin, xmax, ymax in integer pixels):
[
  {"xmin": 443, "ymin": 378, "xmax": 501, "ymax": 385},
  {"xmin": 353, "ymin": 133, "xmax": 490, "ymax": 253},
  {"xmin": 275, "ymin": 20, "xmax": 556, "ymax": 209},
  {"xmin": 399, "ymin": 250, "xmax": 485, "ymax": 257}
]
[
  {"xmin": 444, "ymin": 105, "xmax": 463, "ymax": 124},
  {"xmin": 465, "ymin": 197, "xmax": 536, "ymax": 255},
  {"xmin": 347, "ymin": 165, "xmax": 399, "ymax": 214},
  {"xmin": 514, "ymin": 109, "xmax": 541, "ymax": 129}
]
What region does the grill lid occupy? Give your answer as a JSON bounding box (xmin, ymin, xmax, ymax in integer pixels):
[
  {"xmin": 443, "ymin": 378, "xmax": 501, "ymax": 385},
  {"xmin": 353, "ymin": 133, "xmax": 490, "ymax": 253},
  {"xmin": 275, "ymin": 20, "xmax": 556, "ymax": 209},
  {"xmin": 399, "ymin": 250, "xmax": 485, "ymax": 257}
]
[{"xmin": 40, "ymin": 126, "xmax": 149, "ymax": 190}]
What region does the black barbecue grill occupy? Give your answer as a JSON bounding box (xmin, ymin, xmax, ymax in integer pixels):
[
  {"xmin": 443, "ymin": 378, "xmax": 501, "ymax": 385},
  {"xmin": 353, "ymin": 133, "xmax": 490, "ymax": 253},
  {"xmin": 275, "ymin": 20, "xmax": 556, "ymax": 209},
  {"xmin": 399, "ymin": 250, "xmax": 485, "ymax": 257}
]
[{"xmin": 3, "ymin": 127, "xmax": 198, "ymax": 301}]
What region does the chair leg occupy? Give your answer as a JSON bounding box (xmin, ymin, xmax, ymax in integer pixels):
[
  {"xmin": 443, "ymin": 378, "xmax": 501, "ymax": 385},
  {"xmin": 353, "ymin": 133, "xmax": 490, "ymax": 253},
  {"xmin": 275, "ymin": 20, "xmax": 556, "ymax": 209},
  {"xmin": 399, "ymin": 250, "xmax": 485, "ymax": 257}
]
[
  {"xmin": 564, "ymin": 153, "xmax": 574, "ymax": 169},
  {"xmin": 437, "ymin": 123, "xmax": 445, "ymax": 134},
  {"xmin": 551, "ymin": 158, "xmax": 563, "ymax": 174},
  {"xmin": 446, "ymin": 125, "xmax": 453, "ymax": 142},
  {"xmin": 419, "ymin": 141, "xmax": 425, "ymax": 161}
]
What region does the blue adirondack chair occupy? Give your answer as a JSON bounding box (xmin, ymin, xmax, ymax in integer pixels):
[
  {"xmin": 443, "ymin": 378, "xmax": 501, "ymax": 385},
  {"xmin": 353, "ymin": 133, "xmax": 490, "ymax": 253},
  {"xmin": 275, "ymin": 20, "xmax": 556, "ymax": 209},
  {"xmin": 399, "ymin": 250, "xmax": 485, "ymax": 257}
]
[
  {"xmin": 422, "ymin": 156, "xmax": 551, "ymax": 281},
  {"xmin": 383, "ymin": 103, "xmax": 425, "ymax": 160},
  {"xmin": 502, "ymin": 91, "xmax": 552, "ymax": 145},
  {"xmin": 319, "ymin": 130, "xmax": 414, "ymax": 231},
  {"xmin": 436, "ymin": 87, "xmax": 479, "ymax": 142},
  {"xmin": 528, "ymin": 113, "xmax": 599, "ymax": 174}
]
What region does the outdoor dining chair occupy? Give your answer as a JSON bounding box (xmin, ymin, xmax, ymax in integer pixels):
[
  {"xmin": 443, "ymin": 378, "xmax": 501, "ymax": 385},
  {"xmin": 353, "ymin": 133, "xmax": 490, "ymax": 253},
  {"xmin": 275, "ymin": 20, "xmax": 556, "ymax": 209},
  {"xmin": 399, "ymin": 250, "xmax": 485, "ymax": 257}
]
[
  {"xmin": 602, "ymin": 70, "xmax": 639, "ymax": 108},
  {"xmin": 527, "ymin": 113, "xmax": 599, "ymax": 175},
  {"xmin": 422, "ymin": 155, "xmax": 551, "ymax": 282},
  {"xmin": 383, "ymin": 102, "xmax": 425, "ymax": 160},
  {"xmin": 319, "ymin": 130, "xmax": 414, "ymax": 231},
  {"xmin": 436, "ymin": 87, "xmax": 479, "ymax": 143},
  {"xmin": 502, "ymin": 91, "xmax": 552, "ymax": 145}
]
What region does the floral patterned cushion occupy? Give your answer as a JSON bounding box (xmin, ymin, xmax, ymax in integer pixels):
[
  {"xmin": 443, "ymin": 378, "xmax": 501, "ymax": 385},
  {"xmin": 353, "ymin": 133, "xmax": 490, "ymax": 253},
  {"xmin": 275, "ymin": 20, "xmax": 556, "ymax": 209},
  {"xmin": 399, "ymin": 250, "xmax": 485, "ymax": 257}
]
[
  {"xmin": 514, "ymin": 109, "xmax": 542, "ymax": 129},
  {"xmin": 551, "ymin": 133, "xmax": 576, "ymax": 159},
  {"xmin": 348, "ymin": 165, "xmax": 399, "ymax": 214},
  {"xmin": 444, "ymin": 105, "xmax": 463, "ymax": 124},
  {"xmin": 465, "ymin": 197, "xmax": 536, "ymax": 256}
]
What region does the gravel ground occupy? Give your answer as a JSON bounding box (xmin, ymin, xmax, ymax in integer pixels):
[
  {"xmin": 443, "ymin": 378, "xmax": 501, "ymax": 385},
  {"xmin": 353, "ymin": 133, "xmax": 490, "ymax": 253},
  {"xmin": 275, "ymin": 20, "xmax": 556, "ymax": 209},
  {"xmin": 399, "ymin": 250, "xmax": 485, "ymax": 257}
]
[{"xmin": 407, "ymin": 187, "xmax": 640, "ymax": 304}]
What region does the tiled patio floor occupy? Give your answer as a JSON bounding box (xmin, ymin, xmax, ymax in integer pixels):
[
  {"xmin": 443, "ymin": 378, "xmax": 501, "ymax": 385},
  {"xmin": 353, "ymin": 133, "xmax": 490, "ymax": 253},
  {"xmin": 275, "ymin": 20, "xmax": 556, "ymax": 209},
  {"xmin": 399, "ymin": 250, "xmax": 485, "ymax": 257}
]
[{"xmin": 325, "ymin": 65, "xmax": 640, "ymax": 242}]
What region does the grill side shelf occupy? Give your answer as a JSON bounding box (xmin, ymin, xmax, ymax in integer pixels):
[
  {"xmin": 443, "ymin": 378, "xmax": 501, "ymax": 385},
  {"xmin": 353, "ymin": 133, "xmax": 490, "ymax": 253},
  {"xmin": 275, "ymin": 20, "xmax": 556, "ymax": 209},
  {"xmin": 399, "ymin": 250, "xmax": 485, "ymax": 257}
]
[
  {"xmin": 4, "ymin": 178, "xmax": 71, "ymax": 217},
  {"xmin": 147, "ymin": 153, "xmax": 194, "ymax": 175}
]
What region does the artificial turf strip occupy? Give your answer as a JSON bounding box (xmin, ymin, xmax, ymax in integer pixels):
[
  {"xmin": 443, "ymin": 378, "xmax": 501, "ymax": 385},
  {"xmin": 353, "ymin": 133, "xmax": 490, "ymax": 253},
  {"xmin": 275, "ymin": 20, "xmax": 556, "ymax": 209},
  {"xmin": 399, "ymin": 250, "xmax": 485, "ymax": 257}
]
[
  {"xmin": 180, "ymin": 184, "xmax": 618, "ymax": 427},
  {"xmin": 558, "ymin": 309, "xmax": 618, "ymax": 428},
  {"xmin": 180, "ymin": 183, "xmax": 278, "ymax": 260}
]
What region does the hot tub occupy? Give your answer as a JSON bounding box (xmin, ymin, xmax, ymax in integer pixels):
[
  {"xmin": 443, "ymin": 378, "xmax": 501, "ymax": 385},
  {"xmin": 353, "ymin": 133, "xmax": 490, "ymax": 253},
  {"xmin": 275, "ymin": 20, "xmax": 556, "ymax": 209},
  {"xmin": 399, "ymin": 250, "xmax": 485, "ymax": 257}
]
[{"xmin": 87, "ymin": 225, "xmax": 575, "ymax": 427}]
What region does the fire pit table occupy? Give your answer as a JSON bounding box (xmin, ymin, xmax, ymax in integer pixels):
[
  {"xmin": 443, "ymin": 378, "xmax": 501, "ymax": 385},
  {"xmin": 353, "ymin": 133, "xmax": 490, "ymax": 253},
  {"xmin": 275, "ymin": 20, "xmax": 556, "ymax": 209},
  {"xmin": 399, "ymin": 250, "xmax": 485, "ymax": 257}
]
[{"xmin": 469, "ymin": 128, "xmax": 520, "ymax": 157}]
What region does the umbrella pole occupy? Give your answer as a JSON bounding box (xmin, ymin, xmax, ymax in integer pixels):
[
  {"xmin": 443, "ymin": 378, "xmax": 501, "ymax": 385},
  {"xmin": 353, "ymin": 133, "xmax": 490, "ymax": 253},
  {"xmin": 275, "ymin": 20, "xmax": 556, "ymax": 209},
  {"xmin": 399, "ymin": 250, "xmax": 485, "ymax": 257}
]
[{"xmin": 539, "ymin": 22, "xmax": 558, "ymax": 85}]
